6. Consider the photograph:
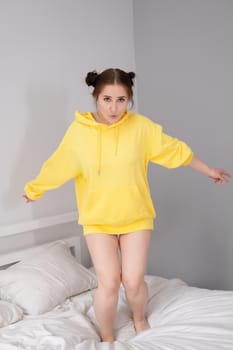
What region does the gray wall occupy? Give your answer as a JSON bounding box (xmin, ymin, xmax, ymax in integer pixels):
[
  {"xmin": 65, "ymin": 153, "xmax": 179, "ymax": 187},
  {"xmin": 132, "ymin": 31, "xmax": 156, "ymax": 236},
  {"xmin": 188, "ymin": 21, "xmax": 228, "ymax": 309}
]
[
  {"xmin": 1, "ymin": 0, "xmax": 232, "ymax": 290},
  {"xmin": 134, "ymin": 0, "xmax": 233, "ymax": 290},
  {"xmin": 0, "ymin": 0, "xmax": 135, "ymax": 262}
]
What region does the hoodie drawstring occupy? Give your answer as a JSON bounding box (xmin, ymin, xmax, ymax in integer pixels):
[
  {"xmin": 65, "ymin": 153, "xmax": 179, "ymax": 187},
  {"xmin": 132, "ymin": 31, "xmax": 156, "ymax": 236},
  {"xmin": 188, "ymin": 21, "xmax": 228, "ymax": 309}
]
[
  {"xmin": 97, "ymin": 127, "xmax": 102, "ymax": 176},
  {"xmin": 115, "ymin": 127, "xmax": 119, "ymax": 155},
  {"xmin": 97, "ymin": 126, "xmax": 119, "ymax": 175}
]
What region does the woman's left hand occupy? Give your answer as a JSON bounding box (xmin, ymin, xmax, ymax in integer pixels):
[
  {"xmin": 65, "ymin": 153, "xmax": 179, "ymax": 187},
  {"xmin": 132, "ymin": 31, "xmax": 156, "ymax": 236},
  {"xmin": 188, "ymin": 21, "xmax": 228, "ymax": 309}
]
[{"xmin": 208, "ymin": 168, "xmax": 231, "ymax": 184}]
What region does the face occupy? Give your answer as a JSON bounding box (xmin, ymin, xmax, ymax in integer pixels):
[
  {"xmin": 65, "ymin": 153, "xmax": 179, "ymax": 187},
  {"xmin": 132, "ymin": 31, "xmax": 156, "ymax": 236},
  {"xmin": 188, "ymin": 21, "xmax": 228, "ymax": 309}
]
[{"xmin": 95, "ymin": 84, "xmax": 129, "ymax": 125}]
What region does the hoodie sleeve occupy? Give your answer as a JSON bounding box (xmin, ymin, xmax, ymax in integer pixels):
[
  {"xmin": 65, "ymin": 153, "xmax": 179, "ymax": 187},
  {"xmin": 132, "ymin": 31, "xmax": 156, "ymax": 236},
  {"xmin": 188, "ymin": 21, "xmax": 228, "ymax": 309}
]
[
  {"xmin": 146, "ymin": 120, "xmax": 193, "ymax": 168},
  {"xmin": 24, "ymin": 123, "xmax": 81, "ymax": 200}
]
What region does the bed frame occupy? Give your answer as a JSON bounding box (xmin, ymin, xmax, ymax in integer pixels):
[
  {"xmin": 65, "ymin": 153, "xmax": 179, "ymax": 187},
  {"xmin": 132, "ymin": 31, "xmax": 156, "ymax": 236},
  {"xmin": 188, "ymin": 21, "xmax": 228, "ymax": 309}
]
[{"xmin": 0, "ymin": 211, "xmax": 81, "ymax": 267}]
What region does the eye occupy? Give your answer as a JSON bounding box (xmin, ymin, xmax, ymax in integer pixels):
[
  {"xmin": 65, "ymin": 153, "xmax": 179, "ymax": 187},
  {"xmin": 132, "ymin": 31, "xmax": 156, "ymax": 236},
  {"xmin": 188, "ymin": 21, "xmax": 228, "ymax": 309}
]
[
  {"xmin": 103, "ymin": 97, "xmax": 111, "ymax": 102},
  {"xmin": 118, "ymin": 97, "xmax": 126, "ymax": 103}
]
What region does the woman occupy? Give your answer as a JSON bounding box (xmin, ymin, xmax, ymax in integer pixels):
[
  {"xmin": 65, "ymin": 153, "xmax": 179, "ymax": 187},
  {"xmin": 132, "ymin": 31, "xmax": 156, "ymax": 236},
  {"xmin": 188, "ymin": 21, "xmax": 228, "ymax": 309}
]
[{"xmin": 23, "ymin": 68, "xmax": 231, "ymax": 342}]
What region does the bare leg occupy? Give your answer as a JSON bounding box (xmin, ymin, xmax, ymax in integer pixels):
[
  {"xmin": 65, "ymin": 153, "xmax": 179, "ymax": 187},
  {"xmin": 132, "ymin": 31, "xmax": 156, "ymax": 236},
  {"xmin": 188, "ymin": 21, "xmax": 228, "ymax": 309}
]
[
  {"xmin": 119, "ymin": 230, "xmax": 152, "ymax": 334},
  {"xmin": 85, "ymin": 233, "xmax": 121, "ymax": 342}
]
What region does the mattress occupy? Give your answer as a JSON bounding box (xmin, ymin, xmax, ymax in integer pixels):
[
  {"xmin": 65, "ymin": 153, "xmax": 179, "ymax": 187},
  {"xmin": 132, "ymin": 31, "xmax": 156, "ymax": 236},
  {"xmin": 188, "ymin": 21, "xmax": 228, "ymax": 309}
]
[{"xmin": 0, "ymin": 274, "xmax": 232, "ymax": 350}]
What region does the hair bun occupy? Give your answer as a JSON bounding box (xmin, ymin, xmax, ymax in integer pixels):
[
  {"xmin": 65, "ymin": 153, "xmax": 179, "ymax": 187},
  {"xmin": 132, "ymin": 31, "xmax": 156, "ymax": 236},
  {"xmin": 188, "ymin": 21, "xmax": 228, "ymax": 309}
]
[
  {"xmin": 128, "ymin": 71, "xmax": 136, "ymax": 85},
  {"xmin": 85, "ymin": 71, "xmax": 99, "ymax": 87}
]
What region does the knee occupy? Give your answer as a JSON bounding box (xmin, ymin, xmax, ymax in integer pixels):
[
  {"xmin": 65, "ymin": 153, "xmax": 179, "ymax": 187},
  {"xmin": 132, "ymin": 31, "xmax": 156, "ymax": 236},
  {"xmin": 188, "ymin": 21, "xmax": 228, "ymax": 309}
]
[
  {"xmin": 122, "ymin": 275, "xmax": 143, "ymax": 296},
  {"xmin": 98, "ymin": 275, "xmax": 121, "ymax": 296}
]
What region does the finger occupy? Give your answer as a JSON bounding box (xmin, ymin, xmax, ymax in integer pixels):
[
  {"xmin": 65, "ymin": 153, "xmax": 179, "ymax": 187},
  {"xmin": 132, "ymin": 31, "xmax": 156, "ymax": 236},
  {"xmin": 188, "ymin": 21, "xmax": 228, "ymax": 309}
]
[
  {"xmin": 22, "ymin": 195, "xmax": 27, "ymax": 201},
  {"xmin": 222, "ymin": 177, "xmax": 230, "ymax": 183},
  {"xmin": 211, "ymin": 177, "xmax": 221, "ymax": 182},
  {"xmin": 22, "ymin": 194, "xmax": 33, "ymax": 202},
  {"xmin": 220, "ymin": 173, "xmax": 231, "ymax": 182},
  {"xmin": 215, "ymin": 176, "xmax": 229, "ymax": 184},
  {"xmin": 215, "ymin": 180, "xmax": 222, "ymax": 185},
  {"xmin": 221, "ymin": 170, "xmax": 231, "ymax": 178}
]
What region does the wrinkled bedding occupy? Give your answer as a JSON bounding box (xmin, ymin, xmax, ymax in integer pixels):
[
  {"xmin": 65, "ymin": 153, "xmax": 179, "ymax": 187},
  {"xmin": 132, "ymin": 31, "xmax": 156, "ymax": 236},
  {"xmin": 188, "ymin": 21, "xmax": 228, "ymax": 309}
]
[{"xmin": 0, "ymin": 275, "xmax": 232, "ymax": 350}]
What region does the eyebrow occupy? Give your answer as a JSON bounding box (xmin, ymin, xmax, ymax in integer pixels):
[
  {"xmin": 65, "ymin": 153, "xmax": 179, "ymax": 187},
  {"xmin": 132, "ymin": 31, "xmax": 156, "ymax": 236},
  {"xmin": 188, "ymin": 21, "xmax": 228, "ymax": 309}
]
[{"xmin": 103, "ymin": 95, "xmax": 127, "ymax": 98}]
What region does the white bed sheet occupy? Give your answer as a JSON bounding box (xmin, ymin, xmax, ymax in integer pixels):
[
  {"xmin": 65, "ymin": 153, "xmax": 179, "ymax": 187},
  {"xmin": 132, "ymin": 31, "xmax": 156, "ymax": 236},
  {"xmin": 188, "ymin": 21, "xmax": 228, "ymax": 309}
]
[{"xmin": 0, "ymin": 275, "xmax": 232, "ymax": 350}]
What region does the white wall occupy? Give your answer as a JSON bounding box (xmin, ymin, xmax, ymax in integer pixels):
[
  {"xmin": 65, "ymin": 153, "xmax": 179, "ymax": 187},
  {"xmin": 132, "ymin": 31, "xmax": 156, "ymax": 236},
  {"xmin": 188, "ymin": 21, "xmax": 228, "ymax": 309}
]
[
  {"xmin": 133, "ymin": 0, "xmax": 233, "ymax": 290},
  {"xmin": 0, "ymin": 0, "xmax": 135, "ymax": 261}
]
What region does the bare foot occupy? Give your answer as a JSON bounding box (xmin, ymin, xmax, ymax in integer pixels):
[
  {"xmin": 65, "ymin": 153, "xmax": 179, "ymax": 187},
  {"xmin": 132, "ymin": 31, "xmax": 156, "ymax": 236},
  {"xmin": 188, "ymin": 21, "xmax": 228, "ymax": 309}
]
[
  {"xmin": 100, "ymin": 334, "xmax": 115, "ymax": 343},
  {"xmin": 134, "ymin": 318, "xmax": 151, "ymax": 334},
  {"xmin": 100, "ymin": 337, "xmax": 115, "ymax": 343}
]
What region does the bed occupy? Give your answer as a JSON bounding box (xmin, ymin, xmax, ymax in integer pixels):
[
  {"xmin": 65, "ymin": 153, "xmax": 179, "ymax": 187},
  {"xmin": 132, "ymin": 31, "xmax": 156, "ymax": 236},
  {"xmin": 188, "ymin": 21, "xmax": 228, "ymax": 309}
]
[{"xmin": 0, "ymin": 214, "xmax": 233, "ymax": 350}]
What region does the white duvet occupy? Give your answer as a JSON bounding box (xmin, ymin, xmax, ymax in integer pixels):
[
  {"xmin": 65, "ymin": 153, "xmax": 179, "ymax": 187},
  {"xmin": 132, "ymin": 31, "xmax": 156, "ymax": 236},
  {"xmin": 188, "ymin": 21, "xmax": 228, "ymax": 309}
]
[{"xmin": 0, "ymin": 275, "xmax": 232, "ymax": 350}]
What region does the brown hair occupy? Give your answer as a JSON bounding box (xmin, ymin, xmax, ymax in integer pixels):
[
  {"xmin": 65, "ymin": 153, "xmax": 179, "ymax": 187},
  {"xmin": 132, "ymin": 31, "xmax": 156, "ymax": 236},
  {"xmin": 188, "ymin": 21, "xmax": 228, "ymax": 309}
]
[{"xmin": 85, "ymin": 68, "xmax": 136, "ymax": 105}]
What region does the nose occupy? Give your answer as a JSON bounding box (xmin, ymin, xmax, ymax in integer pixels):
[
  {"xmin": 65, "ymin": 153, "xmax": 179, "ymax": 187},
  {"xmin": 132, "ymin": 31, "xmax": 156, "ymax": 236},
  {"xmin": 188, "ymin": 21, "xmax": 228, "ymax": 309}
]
[{"xmin": 110, "ymin": 101, "xmax": 117, "ymax": 114}]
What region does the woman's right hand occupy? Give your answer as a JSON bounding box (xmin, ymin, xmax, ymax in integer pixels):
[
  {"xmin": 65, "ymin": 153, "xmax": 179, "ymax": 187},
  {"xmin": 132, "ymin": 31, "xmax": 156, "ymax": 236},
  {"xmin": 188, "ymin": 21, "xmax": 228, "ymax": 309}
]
[{"xmin": 22, "ymin": 195, "xmax": 35, "ymax": 203}]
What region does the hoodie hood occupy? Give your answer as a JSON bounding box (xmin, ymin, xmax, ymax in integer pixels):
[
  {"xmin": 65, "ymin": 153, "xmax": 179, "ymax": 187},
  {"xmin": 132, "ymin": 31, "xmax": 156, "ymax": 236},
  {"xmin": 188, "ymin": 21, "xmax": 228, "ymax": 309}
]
[
  {"xmin": 74, "ymin": 110, "xmax": 130, "ymax": 128},
  {"xmin": 74, "ymin": 110, "xmax": 131, "ymax": 175}
]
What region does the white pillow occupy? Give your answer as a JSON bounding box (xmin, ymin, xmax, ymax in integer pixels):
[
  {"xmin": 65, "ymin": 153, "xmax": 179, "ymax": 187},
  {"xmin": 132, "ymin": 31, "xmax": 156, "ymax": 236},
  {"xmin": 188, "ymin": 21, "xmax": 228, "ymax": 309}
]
[
  {"xmin": 0, "ymin": 240, "xmax": 97, "ymax": 315},
  {"xmin": 0, "ymin": 300, "xmax": 23, "ymax": 327}
]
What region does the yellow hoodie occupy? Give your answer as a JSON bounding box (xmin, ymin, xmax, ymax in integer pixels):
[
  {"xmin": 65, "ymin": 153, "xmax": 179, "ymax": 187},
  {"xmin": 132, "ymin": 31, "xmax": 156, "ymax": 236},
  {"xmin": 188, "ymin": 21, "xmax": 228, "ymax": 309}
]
[{"xmin": 24, "ymin": 111, "xmax": 193, "ymax": 234}]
